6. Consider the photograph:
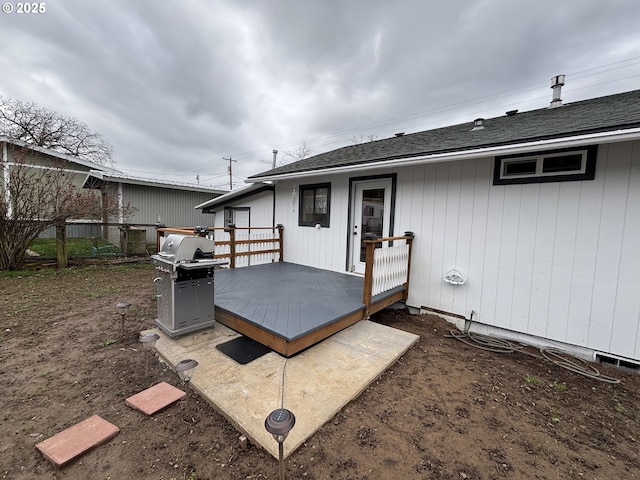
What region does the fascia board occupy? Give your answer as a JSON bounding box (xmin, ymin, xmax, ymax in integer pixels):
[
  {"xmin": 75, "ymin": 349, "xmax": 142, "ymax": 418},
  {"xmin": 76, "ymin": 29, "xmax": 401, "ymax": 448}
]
[{"xmin": 247, "ymin": 128, "xmax": 640, "ymax": 183}]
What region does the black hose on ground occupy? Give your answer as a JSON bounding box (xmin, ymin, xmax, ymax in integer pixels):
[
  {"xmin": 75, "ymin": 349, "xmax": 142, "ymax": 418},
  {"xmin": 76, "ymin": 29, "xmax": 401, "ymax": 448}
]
[
  {"xmin": 445, "ymin": 330, "xmax": 620, "ymax": 384},
  {"xmin": 445, "ymin": 329, "xmax": 523, "ymax": 354},
  {"xmin": 540, "ymin": 347, "xmax": 619, "ymax": 384}
]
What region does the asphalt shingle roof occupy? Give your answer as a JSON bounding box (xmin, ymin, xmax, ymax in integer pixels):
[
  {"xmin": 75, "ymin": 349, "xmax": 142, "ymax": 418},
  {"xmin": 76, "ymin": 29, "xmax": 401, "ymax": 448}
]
[{"xmin": 249, "ymin": 89, "xmax": 640, "ymax": 179}]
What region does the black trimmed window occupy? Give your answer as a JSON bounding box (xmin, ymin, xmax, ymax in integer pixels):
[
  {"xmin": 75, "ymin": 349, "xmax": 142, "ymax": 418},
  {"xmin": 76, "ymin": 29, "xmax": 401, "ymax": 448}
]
[
  {"xmin": 224, "ymin": 206, "xmax": 234, "ymax": 227},
  {"xmin": 299, "ymin": 183, "xmax": 330, "ymax": 227},
  {"xmin": 493, "ymin": 145, "xmax": 597, "ymax": 185}
]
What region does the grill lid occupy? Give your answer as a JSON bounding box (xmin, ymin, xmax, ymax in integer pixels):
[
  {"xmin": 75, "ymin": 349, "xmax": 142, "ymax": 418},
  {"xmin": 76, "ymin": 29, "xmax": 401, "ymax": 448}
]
[{"xmin": 158, "ymin": 234, "xmax": 215, "ymax": 263}]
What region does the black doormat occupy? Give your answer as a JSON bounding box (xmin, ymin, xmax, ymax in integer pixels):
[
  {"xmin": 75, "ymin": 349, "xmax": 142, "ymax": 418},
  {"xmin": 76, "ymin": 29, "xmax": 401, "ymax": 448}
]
[{"xmin": 216, "ymin": 336, "xmax": 272, "ymax": 364}]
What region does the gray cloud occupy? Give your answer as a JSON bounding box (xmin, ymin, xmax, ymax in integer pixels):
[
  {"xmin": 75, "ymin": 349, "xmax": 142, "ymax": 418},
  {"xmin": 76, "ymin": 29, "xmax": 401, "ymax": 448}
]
[{"xmin": 1, "ymin": 0, "xmax": 639, "ymax": 189}]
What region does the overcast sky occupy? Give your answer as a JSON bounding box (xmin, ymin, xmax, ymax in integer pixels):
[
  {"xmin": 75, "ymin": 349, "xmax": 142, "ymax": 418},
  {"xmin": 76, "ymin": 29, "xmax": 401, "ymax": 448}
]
[{"xmin": 1, "ymin": 0, "xmax": 639, "ymax": 190}]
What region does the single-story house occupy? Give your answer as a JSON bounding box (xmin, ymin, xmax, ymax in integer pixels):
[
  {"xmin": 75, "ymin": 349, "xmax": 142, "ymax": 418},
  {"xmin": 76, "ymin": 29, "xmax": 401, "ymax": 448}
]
[
  {"xmin": 231, "ymin": 87, "xmax": 640, "ymax": 366},
  {"xmin": 1, "ymin": 137, "xmax": 226, "ymax": 248},
  {"xmin": 1, "ymin": 136, "xmax": 107, "ymax": 238}
]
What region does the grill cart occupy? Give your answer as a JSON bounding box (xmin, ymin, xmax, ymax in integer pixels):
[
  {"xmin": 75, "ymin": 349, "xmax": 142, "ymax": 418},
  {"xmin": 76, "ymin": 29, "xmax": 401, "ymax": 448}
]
[{"xmin": 151, "ymin": 232, "xmax": 226, "ymax": 337}]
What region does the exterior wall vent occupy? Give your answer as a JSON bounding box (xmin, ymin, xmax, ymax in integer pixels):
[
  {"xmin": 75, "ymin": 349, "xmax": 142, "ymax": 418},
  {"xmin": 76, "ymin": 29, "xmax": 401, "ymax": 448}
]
[
  {"xmin": 595, "ymin": 352, "xmax": 640, "ymax": 372},
  {"xmin": 471, "ymin": 118, "xmax": 485, "ymax": 131}
]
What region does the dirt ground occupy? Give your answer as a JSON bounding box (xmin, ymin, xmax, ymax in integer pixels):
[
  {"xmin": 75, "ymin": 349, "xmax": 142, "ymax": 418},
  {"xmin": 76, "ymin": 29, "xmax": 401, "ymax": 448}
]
[{"xmin": 1, "ymin": 263, "xmax": 638, "ymax": 480}]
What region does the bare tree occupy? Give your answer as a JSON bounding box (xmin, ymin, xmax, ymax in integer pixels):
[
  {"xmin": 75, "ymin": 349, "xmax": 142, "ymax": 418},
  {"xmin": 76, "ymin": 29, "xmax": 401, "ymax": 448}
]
[
  {"xmin": 350, "ymin": 133, "xmax": 380, "ymax": 144},
  {"xmin": 261, "ymin": 142, "xmax": 312, "ymax": 169},
  {"xmin": 282, "ymin": 142, "xmax": 311, "ymax": 165},
  {"xmin": 0, "ymin": 144, "xmax": 134, "ymax": 270},
  {"xmin": 0, "ymin": 96, "xmax": 114, "ymax": 167}
]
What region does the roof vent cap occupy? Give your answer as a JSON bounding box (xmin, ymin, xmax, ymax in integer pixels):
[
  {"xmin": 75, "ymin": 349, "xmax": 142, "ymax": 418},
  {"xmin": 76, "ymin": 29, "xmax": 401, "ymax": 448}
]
[
  {"xmin": 471, "ymin": 118, "xmax": 485, "ymax": 131},
  {"xmin": 550, "ymin": 74, "xmax": 565, "ymax": 108},
  {"xmin": 506, "ymin": 109, "xmax": 518, "ymax": 116},
  {"xmin": 394, "ymin": 132, "xmax": 405, "ymax": 137}
]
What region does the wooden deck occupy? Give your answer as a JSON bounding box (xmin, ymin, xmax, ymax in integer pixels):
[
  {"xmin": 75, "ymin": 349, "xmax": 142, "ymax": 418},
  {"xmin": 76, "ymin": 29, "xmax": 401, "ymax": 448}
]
[{"xmin": 214, "ymin": 262, "xmax": 406, "ymax": 356}]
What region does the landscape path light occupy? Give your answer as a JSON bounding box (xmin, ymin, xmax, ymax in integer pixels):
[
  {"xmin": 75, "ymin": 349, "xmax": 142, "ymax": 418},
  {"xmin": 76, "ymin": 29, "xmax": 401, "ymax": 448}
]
[
  {"xmin": 265, "ymin": 408, "xmax": 296, "ymax": 480},
  {"xmin": 115, "ymin": 302, "xmax": 131, "ymax": 337},
  {"xmin": 138, "ymin": 333, "xmax": 159, "ymax": 375},
  {"xmin": 174, "ymin": 359, "xmax": 198, "ymax": 419}
]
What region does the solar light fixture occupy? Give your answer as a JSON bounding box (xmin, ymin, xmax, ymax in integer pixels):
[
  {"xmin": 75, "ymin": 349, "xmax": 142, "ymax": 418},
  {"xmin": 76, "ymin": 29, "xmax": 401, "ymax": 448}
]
[
  {"xmin": 265, "ymin": 408, "xmax": 296, "ymax": 480},
  {"xmin": 115, "ymin": 302, "xmax": 131, "ymax": 337},
  {"xmin": 138, "ymin": 333, "xmax": 159, "ymax": 375},
  {"xmin": 175, "ymin": 359, "xmax": 198, "ymax": 418}
]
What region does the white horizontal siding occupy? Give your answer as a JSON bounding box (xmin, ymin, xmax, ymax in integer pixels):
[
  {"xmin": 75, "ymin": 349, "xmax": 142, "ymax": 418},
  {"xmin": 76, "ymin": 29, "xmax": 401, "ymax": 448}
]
[
  {"xmin": 275, "ymin": 176, "xmax": 351, "ymax": 271},
  {"xmin": 589, "ymin": 142, "xmax": 640, "ymax": 358},
  {"xmin": 614, "ymin": 141, "xmax": 640, "ymax": 359},
  {"xmin": 398, "ymin": 140, "xmax": 640, "ymax": 361},
  {"xmin": 270, "ymin": 141, "xmax": 640, "ymax": 361}
]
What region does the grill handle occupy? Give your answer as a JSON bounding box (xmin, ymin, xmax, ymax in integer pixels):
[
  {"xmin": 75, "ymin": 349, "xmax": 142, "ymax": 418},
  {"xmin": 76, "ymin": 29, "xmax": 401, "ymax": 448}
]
[{"xmin": 153, "ymin": 277, "xmax": 163, "ymax": 298}]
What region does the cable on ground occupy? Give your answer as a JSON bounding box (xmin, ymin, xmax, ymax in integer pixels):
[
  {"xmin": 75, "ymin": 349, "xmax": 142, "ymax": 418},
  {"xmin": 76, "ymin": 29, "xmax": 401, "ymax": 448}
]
[
  {"xmin": 540, "ymin": 347, "xmax": 620, "ymax": 384},
  {"xmin": 446, "ymin": 329, "xmax": 620, "ymax": 384}
]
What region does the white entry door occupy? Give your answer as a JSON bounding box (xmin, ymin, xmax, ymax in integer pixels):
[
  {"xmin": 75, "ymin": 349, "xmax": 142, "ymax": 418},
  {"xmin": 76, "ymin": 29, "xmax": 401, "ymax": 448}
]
[
  {"xmin": 350, "ymin": 179, "xmax": 392, "ymax": 274},
  {"xmin": 233, "ymin": 208, "xmax": 250, "ymax": 228}
]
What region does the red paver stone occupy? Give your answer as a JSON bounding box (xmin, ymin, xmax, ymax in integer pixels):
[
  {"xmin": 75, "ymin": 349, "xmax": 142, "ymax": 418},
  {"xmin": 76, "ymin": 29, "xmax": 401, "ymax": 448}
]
[
  {"xmin": 125, "ymin": 381, "xmax": 186, "ymax": 415},
  {"xmin": 35, "ymin": 415, "xmax": 120, "ymax": 467}
]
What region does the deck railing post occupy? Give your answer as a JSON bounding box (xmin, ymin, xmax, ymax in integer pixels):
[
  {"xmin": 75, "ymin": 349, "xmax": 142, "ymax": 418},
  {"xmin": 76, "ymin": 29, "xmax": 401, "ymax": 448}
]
[
  {"xmin": 403, "ymin": 231, "xmax": 415, "ymax": 300},
  {"xmin": 362, "ymin": 234, "xmax": 378, "ymax": 317},
  {"xmin": 277, "ymin": 224, "xmax": 284, "ymax": 262},
  {"xmin": 225, "ymin": 224, "xmax": 236, "ymax": 269},
  {"xmin": 155, "ymin": 224, "xmax": 166, "ymax": 254}
]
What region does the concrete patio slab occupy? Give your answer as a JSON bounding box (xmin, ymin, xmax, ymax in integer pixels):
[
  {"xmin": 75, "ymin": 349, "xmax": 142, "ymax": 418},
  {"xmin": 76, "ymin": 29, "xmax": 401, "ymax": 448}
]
[
  {"xmin": 35, "ymin": 415, "xmax": 120, "ymax": 467},
  {"xmin": 125, "ymin": 381, "xmax": 186, "ymax": 415},
  {"xmin": 144, "ymin": 320, "xmax": 419, "ymax": 459}
]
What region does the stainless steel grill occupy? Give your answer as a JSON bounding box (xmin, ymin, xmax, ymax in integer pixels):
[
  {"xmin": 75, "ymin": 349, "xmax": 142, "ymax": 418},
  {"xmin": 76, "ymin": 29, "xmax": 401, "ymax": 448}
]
[{"xmin": 152, "ymin": 233, "xmax": 226, "ymax": 337}]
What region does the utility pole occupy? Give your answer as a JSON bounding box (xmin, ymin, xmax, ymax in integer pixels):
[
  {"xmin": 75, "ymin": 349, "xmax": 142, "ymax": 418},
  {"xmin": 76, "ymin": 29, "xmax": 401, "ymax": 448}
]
[{"xmin": 223, "ymin": 156, "xmax": 237, "ymax": 190}]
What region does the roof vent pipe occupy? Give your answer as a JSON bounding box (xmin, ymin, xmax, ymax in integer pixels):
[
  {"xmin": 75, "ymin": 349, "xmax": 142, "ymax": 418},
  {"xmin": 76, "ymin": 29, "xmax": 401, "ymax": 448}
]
[
  {"xmin": 550, "ymin": 74, "xmax": 565, "ymax": 108},
  {"xmin": 471, "ymin": 118, "xmax": 485, "ymax": 131}
]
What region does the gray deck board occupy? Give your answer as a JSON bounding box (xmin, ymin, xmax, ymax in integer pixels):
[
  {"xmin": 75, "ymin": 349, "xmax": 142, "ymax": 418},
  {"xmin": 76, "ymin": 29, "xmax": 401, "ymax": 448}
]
[{"xmin": 214, "ymin": 262, "xmax": 367, "ymax": 341}]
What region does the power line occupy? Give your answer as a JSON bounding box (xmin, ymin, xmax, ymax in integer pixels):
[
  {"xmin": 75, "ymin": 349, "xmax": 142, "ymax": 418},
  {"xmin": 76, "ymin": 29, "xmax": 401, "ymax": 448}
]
[
  {"xmin": 115, "ymin": 57, "xmax": 640, "ymax": 181},
  {"xmin": 228, "ymin": 58, "xmax": 640, "ymax": 162}
]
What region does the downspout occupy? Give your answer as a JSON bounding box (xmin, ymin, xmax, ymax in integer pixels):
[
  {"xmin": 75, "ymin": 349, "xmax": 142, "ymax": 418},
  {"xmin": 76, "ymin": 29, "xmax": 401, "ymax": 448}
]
[
  {"xmin": 2, "ymin": 142, "xmax": 11, "ymax": 218},
  {"xmin": 272, "ymin": 150, "xmax": 278, "ymax": 228},
  {"xmin": 101, "ymin": 187, "xmax": 109, "ymax": 240},
  {"xmin": 118, "ymin": 182, "xmax": 124, "ymax": 223},
  {"xmin": 272, "ymin": 187, "xmax": 276, "ymax": 228}
]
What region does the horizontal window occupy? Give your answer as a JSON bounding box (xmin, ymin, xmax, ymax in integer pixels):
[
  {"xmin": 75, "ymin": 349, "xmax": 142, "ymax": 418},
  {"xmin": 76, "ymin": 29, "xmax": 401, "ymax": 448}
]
[
  {"xmin": 494, "ymin": 146, "xmax": 597, "ymax": 185},
  {"xmin": 299, "ymin": 183, "xmax": 331, "ymax": 227}
]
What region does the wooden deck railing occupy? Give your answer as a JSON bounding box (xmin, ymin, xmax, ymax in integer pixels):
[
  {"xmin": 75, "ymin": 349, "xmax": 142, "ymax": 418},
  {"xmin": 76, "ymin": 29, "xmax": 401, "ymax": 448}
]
[
  {"xmin": 362, "ymin": 232, "xmax": 414, "ymax": 317},
  {"xmin": 156, "ymin": 225, "xmax": 284, "ymax": 268},
  {"xmin": 157, "ymin": 225, "xmax": 413, "ymax": 317}
]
